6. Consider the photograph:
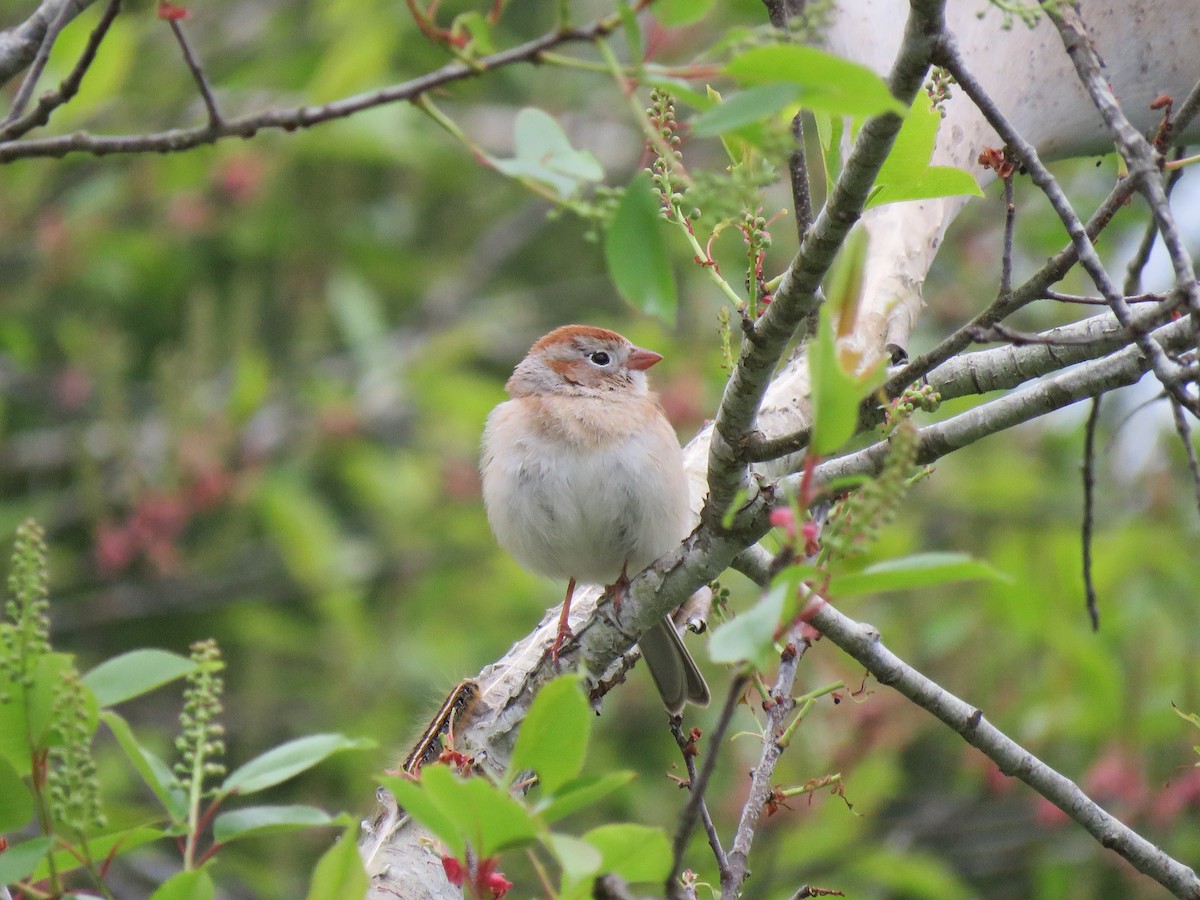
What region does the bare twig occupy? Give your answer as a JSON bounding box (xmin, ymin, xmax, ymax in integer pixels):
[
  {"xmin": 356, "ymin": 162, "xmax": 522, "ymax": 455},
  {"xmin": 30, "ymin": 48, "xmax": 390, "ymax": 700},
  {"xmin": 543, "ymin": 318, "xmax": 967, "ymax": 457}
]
[
  {"xmin": 999, "ymin": 172, "xmax": 1015, "ymax": 300},
  {"xmin": 968, "ymin": 322, "xmax": 1110, "ymax": 347},
  {"xmin": 934, "ymin": 31, "xmax": 1197, "ymax": 415},
  {"xmin": 1046, "ymin": 289, "xmax": 1168, "ymax": 307},
  {"xmin": 1082, "ymin": 396, "xmax": 1101, "ymax": 631},
  {"xmin": 1168, "ymin": 398, "xmax": 1200, "ymax": 518},
  {"xmin": 723, "ymin": 629, "xmax": 811, "ymax": 898},
  {"xmin": 1123, "ymin": 152, "xmax": 1185, "ymax": 295},
  {"xmin": 0, "ymin": 0, "xmax": 120, "ymax": 142},
  {"xmin": 2, "ymin": 0, "xmax": 74, "ymax": 125},
  {"xmin": 167, "ymin": 18, "xmax": 221, "ymax": 128},
  {"xmin": 1046, "ymin": 5, "xmax": 1200, "ymax": 371},
  {"xmin": 0, "ymin": 14, "xmax": 624, "ymax": 163},
  {"xmin": 667, "ymin": 676, "xmax": 745, "ymax": 897},
  {"xmin": 788, "ymin": 111, "xmax": 814, "ymax": 243},
  {"xmin": 0, "ymin": 0, "xmax": 99, "ymax": 88}
]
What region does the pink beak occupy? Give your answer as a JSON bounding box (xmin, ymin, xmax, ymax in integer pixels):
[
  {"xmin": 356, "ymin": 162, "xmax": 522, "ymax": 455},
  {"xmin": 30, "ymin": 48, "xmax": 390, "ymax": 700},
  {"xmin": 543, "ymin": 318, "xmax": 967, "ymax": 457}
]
[{"xmin": 627, "ymin": 346, "xmax": 663, "ymax": 371}]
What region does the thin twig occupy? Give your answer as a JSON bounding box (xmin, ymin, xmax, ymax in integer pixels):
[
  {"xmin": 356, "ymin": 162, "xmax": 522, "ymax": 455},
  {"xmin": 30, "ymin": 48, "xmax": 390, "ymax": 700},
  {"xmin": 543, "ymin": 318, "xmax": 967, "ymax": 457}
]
[
  {"xmin": 0, "ymin": 0, "xmax": 121, "ymax": 142},
  {"xmin": 1046, "ymin": 289, "xmax": 1168, "ymax": 306},
  {"xmin": 1047, "ymin": 5, "xmax": 1200, "ymax": 377},
  {"xmin": 788, "ymin": 111, "xmax": 814, "ymax": 244},
  {"xmin": 1082, "ymin": 396, "xmax": 1101, "ymax": 631},
  {"xmin": 934, "ymin": 31, "xmax": 1197, "ymax": 416},
  {"xmin": 723, "ymin": 629, "xmax": 811, "ymax": 898},
  {"xmin": 0, "ymin": 14, "xmax": 625, "ymax": 162},
  {"xmin": 2, "ymin": 0, "xmax": 74, "ymax": 125},
  {"xmin": 1168, "ymin": 398, "xmax": 1200, "ymax": 518},
  {"xmin": 968, "ymin": 322, "xmax": 1112, "ymax": 347},
  {"xmin": 999, "ymin": 172, "xmax": 1015, "ymax": 300},
  {"xmin": 667, "ymin": 676, "xmax": 745, "ymax": 896},
  {"xmin": 167, "ymin": 18, "xmax": 221, "ymax": 128},
  {"xmin": 1123, "ymin": 150, "xmax": 1185, "ymax": 295}
]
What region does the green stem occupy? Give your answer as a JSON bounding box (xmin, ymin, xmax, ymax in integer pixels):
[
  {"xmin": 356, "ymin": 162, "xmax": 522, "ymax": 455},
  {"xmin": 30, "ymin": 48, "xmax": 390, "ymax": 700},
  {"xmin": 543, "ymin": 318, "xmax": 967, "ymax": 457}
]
[
  {"xmin": 413, "ymin": 95, "xmax": 563, "ymax": 204},
  {"xmin": 779, "ymin": 680, "xmax": 845, "ymax": 747},
  {"xmin": 779, "ymin": 772, "xmax": 842, "ymax": 799}
]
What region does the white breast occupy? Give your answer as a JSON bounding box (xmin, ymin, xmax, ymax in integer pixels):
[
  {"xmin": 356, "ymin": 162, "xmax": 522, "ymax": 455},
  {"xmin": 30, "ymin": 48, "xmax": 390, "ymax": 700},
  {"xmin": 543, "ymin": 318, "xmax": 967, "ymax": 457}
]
[{"xmin": 480, "ymin": 396, "xmax": 690, "ymax": 586}]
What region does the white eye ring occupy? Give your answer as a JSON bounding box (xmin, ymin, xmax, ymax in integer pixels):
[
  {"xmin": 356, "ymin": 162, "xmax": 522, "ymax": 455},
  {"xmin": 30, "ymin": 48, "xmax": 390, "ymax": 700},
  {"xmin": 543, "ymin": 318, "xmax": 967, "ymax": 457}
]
[{"xmin": 588, "ymin": 351, "xmax": 612, "ymax": 366}]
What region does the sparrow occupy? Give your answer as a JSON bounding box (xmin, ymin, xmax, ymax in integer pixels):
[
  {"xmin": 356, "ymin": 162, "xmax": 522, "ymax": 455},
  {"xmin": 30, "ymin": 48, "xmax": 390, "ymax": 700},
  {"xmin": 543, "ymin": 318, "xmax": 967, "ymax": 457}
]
[{"xmin": 480, "ymin": 325, "xmax": 710, "ymax": 714}]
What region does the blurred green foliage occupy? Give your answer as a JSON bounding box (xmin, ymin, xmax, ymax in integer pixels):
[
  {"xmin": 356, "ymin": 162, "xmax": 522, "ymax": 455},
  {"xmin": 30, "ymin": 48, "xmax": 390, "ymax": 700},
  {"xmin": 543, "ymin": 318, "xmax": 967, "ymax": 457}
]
[{"xmin": 1, "ymin": 0, "xmax": 1198, "ymax": 897}]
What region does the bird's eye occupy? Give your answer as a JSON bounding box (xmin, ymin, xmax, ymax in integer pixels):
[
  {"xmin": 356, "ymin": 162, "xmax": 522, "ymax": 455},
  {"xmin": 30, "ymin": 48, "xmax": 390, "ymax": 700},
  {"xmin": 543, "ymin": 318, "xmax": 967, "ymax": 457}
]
[{"xmin": 588, "ymin": 351, "xmax": 611, "ymax": 366}]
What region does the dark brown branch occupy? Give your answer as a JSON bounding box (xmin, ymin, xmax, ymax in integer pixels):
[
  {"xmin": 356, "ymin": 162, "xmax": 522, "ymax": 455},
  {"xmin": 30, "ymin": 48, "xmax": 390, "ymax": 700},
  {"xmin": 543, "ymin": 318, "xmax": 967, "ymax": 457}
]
[
  {"xmin": 1082, "ymin": 396, "xmax": 1101, "ymax": 631},
  {"xmin": 1169, "ymin": 398, "xmax": 1200, "ymax": 519},
  {"xmin": 667, "ymin": 676, "xmax": 745, "ymax": 897},
  {"xmin": 0, "ymin": 0, "xmax": 120, "ymax": 142},
  {"xmin": 999, "ymin": 172, "xmax": 1015, "ymax": 300},
  {"xmin": 167, "ymin": 17, "xmax": 221, "ymax": 128},
  {"xmin": 0, "ymin": 14, "xmax": 623, "ymax": 163}
]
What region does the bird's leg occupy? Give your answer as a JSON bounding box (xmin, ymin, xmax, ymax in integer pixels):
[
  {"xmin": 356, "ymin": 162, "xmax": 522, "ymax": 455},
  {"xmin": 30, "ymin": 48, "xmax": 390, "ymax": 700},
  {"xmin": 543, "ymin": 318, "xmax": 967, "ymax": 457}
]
[
  {"xmin": 551, "ymin": 577, "xmax": 577, "ymax": 662},
  {"xmin": 608, "ymin": 562, "xmax": 631, "ymax": 617}
]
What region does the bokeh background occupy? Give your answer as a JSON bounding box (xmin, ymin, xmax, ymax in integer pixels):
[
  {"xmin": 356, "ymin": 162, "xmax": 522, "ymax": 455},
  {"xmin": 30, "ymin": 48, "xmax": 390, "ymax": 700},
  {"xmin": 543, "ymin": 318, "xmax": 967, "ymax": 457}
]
[{"xmin": 2, "ymin": 0, "xmax": 1198, "ymax": 896}]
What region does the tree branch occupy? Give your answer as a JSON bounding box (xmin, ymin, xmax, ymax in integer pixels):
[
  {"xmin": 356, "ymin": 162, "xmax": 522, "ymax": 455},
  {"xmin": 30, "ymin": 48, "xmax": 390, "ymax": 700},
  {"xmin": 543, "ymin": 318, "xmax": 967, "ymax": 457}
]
[
  {"xmin": 703, "ymin": 0, "xmax": 947, "ymax": 523},
  {"xmin": 934, "ymin": 26, "xmax": 1197, "ymax": 415},
  {"xmin": 0, "ymin": 13, "xmax": 625, "ymax": 162},
  {"xmin": 732, "ymin": 547, "xmax": 1200, "ymax": 898},
  {"xmin": 0, "ymin": 0, "xmax": 98, "ymax": 87}
]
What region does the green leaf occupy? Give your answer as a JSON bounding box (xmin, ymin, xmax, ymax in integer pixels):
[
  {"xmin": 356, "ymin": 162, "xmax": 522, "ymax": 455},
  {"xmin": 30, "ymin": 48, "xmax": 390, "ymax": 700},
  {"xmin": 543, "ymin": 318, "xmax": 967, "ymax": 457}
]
[
  {"xmin": 0, "ymin": 653, "xmax": 98, "ymax": 765},
  {"xmin": 387, "ymin": 764, "xmax": 540, "ymax": 859},
  {"xmin": 546, "ymin": 832, "xmax": 603, "ymax": 892},
  {"xmin": 222, "ymin": 733, "xmax": 376, "ymax": 796},
  {"xmin": 381, "ymin": 774, "xmax": 466, "ymax": 858},
  {"xmin": 305, "ymin": 817, "xmax": 369, "ymax": 900},
  {"xmin": 690, "ymin": 83, "xmax": 801, "ymax": 137},
  {"xmin": 452, "ymin": 12, "xmax": 495, "ymax": 55},
  {"xmin": 654, "ymin": 0, "xmax": 718, "ymax": 26},
  {"xmin": 709, "ymin": 582, "xmax": 787, "ymax": 665},
  {"xmin": 865, "ymin": 94, "xmax": 984, "ymax": 209},
  {"xmin": 491, "ymin": 108, "xmax": 604, "ymax": 199},
  {"xmin": 830, "ymin": 552, "xmax": 1003, "ymax": 597},
  {"xmin": 584, "ymin": 823, "xmax": 672, "ymax": 884},
  {"xmin": 535, "ymin": 771, "xmax": 637, "ymax": 823},
  {"xmin": 83, "ymin": 649, "xmax": 197, "ymax": 707},
  {"xmin": 508, "ymin": 675, "xmax": 590, "ymax": 793},
  {"xmin": 101, "ymin": 711, "xmax": 187, "ymax": 820},
  {"xmin": 808, "ymin": 332, "xmax": 856, "ymax": 448},
  {"xmin": 149, "ymin": 868, "xmax": 215, "ymax": 900},
  {"xmin": 604, "ymin": 170, "xmax": 676, "ymax": 322},
  {"xmin": 808, "ymin": 310, "xmax": 870, "ymax": 455},
  {"xmin": 0, "ymin": 754, "xmax": 35, "ymax": 832},
  {"xmin": 725, "ymin": 45, "xmax": 906, "ymax": 117},
  {"xmin": 213, "ymin": 804, "xmax": 333, "ymax": 844},
  {"xmin": 0, "ymin": 836, "xmax": 52, "ymax": 886}
]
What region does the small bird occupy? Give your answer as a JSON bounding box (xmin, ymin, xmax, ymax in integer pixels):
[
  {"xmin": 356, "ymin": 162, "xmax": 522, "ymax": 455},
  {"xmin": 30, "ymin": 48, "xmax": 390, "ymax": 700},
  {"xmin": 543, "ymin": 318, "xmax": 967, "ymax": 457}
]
[{"xmin": 481, "ymin": 324, "xmax": 710, "ymax": 714}]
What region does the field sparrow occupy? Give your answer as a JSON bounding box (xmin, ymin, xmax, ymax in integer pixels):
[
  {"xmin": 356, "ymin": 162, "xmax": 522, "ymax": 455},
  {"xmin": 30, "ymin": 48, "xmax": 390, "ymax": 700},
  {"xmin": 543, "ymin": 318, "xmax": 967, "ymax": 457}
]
[{"xmin": 480, "ymin": 325, "xmax": 710, "ymax": 714}]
